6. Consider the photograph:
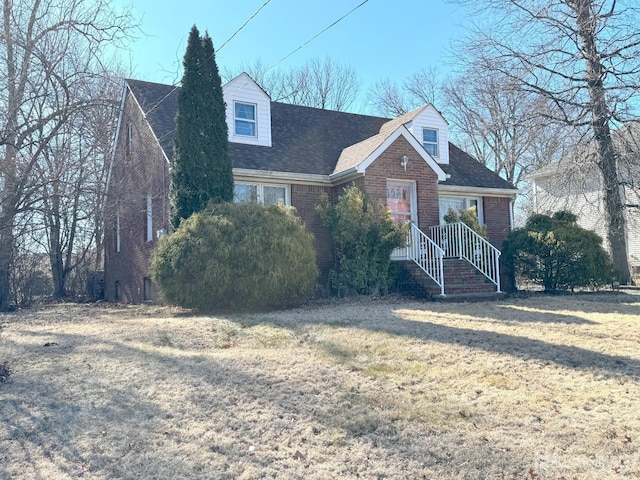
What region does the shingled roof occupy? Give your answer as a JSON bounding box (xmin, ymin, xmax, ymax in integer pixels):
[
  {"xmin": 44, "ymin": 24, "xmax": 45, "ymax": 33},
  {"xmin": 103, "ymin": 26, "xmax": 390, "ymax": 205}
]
[{"xmin": 125, "ymin": 79, "xmax": 517, "ymax": 191}]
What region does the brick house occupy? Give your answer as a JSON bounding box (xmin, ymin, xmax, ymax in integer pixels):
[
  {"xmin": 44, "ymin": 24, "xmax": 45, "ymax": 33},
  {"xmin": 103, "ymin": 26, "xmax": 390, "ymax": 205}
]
[{"xmin": 104, "ymin": 73, "xmax": 518, "ymax": 303}]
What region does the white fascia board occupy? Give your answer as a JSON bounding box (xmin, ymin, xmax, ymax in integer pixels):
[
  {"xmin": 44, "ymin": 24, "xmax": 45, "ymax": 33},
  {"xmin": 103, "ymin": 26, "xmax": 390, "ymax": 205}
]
[
  {"xmin": 105, "ymin": 82, "xmax": 128, "ymax": 196},
  {"xmin": 355, "ymin": 126, "xmax": 448, "ymax": 181},
  {"xmin": 438, "ymin": 184, "xmax": 521, "ymax": 197},
  {"xmin": 233, "ymin": 168, "xmax": 331, "ymax": 186}
]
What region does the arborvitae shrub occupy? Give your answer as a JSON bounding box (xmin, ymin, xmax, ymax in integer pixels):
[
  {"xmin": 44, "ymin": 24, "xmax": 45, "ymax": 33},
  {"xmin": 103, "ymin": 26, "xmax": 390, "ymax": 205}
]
[
  {"xmin": 152, "ymin": 202, "xmax": 318, "ymax": 311},
  {"xmin": 502, "ymin": 210, "xmax": 614, "ymax": 292},
  {"xmin": 316, "ymin": 186, "xmax": 407, "ymax": 296}
]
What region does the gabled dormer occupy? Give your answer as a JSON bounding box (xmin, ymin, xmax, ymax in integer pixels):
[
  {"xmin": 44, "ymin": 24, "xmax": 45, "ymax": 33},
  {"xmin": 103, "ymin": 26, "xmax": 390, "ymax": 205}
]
[
  {"xmin": 380, "ymin": 104, "xmax": 449, "ymax": 164},
  {"xmin": 223, "ymin": 72, "xmax": 272, "ymax": 147}
]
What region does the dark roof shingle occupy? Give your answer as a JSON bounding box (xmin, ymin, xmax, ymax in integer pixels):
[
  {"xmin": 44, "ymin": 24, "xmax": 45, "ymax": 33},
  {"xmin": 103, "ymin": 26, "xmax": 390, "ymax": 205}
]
[{"xmin": 125, "ymin": 79, "xmax": 517, "ymax": 191}]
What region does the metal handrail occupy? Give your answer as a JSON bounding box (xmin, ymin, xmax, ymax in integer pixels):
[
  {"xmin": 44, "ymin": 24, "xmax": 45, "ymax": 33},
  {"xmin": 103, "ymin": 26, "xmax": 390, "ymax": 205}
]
[
  {"xmin": 429, "ymin": 222, "xmax": 502, "ymax": 292},
  {"xmin": 408, "ymin": 222, "xmax": 445, "ymax": 296}
]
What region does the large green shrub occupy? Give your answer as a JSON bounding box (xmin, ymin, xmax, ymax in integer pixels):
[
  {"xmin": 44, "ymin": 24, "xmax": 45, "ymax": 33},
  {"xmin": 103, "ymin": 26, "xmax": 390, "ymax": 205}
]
[
  {"xmin": 502, "ymin": 211, "xmax": 613, "ymax": 292},
  {"xmin": 317, "ymin": 186, "xmax": 407, "ymax": 296},
  {"xmin": 152, "ymin": 202, "xmax": 318, "ymax": 311}
]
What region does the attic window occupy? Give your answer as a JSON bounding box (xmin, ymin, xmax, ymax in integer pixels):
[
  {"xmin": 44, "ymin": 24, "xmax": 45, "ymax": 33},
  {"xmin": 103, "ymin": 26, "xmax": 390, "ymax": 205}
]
[
  {"xmin": 423, "ymin": 128, "xmax": 438, "ymax": 157},
  {"xmin": 234, "ymin": 102, "xmax": 256, "ymax": 137}
]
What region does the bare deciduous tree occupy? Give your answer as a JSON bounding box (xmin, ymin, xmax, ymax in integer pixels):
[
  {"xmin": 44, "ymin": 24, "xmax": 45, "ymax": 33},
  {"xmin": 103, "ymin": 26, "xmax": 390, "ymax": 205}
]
[
  {"xmin": 454, "ymin": 0, "xmax": 640, "ymax": 283},
  {"xmin": 31, "ymin": 77, "xmax": 120, "ymax": 299},
  {"xmin": 444, "ymin": 69, "xmax": 568, "ymax": 187},
  {"xmin": 0, "ymin": 0, "xmax": 135, "ymax": 309},
  {"xmin": 369, "ymin": 67, "xmax": 442, "ymax": 117},
  {"xmin": 224, "ymin": 56, "xmax": 360, "ymax": 112}
]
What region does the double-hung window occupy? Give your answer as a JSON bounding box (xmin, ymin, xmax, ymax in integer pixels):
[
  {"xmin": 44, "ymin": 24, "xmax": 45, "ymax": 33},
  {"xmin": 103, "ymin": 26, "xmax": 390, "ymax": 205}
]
[
  {"xmin": 234, "ymin": 183, "xmax": 288, "ymax": 206},
  {"xmin": 234, "ymin": 102, "xmax": 256, "ymax": 137},
  {"xmin": 439, "ymin": 196, "xmax": 483, "ymax": 224},
  {"xmin": 423, "ymin": 128, "xmax": 438, "ymax": 157}
]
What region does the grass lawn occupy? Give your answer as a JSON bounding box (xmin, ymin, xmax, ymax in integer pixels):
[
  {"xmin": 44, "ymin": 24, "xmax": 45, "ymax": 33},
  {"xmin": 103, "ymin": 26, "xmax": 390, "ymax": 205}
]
[{"xmin": 1, "ymin": 293, "xmax": 640, "ymax": 479}]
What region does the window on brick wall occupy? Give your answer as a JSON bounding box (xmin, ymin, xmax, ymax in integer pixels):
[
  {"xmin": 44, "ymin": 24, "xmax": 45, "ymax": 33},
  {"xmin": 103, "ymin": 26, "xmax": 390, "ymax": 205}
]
[
  {"xmin": 439, "ymin": 196, "xmax": 483, "ymax": 224},
  {"xmin": 146, "ymin": 194, "xmax": 153, "ymax": 242},
  {"xmin": 126, "ymin": 122, "xmax": 133, "ymax": 155},
  {"xmin": 143, "ymin": 277, "xmax": 153, "ymax": 302},
  {"xmin": 233, "ymin": 182, "xmax": 289, "ymax": 206},
  {"xmin": 115, "ymin": 210, "xmax": 121, "ymax": 252}
]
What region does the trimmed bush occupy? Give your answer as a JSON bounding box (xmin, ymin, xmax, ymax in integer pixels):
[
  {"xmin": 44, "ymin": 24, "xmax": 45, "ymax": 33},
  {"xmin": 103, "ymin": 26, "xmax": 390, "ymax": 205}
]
[
  {"xmin": 316, "ymin": 186, "xmax": 407, "ymax": 296},
  {"xmin": 502, "ymin": 211, "xmax": 614, "ymax": 292},
  {"xmin": 151, "ymin": 202, "xmax": 318, "ymax": 311}
]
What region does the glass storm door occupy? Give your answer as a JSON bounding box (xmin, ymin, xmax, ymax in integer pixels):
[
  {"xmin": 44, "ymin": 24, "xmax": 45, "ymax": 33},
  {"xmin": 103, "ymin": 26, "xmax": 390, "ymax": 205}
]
[
  {"xmin": 387, "ymin": 181, "xmax": 416, "ymax": 225},
  {"xmin": 387, "ymin": 180, "xmax": 416, "ymax": 259}
]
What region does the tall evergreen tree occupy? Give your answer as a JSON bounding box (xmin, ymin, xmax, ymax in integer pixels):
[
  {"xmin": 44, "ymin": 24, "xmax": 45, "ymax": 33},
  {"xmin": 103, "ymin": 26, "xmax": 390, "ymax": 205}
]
[{"xmin": 171, "ymin": 25, "xmax": 233, "ymax": 227}]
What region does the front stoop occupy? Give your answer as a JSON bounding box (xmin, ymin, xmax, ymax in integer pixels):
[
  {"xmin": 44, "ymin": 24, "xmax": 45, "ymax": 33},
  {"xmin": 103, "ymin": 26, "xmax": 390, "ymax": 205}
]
[{"xmin": 397, "ymin": 259, "xmax": 505, "ymax": 302}]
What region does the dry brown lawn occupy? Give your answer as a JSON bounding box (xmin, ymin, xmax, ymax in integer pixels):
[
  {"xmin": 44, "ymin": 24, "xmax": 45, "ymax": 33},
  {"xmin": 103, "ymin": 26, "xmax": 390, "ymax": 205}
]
[{"xmin": 1, "ymin": 293, "xmax": 640, "ymax": 479}]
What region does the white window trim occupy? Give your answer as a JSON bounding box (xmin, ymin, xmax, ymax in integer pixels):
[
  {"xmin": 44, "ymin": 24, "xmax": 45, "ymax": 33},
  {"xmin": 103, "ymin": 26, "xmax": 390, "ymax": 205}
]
[
  {"xmin": 234, "ymin": 101, "xmax": 257, "ymax": 138},
  {"xmin": 423, "ymin": 127, "xmax": 439, "ymax": 157},
  {"xmin": 146, "ymin": 194, "xmax": 153, "ymax": 242},
  {"xmin": 234, "ymin": 182, "xmax": 290, "ymax": 206},
  {"xmin": 439, "ymin": 195, "xmax": 483, "ymax": 225},
  {"xmin": 116, "ymin": 210, "xmax": 121, "ymax": 253},
  {"xmin": 126, "ymin": 122, "xmax": 133, "ymax": 155}
]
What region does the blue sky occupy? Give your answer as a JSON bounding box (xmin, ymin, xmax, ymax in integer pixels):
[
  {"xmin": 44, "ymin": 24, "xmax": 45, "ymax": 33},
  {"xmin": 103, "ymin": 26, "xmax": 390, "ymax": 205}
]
[{"xmin": 118, "ymin": 0, "xmax": 470, "ymax": 105}]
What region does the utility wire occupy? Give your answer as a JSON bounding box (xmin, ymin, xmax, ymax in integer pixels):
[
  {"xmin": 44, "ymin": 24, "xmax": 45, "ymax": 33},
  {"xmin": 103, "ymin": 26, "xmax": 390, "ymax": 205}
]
[
  {"xmin": 218, "ymin": 0, "xmax": 272, "ymax": 52},
  {"xmin": 269, "ymin": 0, "xmax": 369, "ymax": 70},
  {"xmin": 224, "ymin": 0, "xmax": 370, "ymax": 97},
  {"xmin": 142, "ymin": 0, "xmax": 370, "ymax": 111}
]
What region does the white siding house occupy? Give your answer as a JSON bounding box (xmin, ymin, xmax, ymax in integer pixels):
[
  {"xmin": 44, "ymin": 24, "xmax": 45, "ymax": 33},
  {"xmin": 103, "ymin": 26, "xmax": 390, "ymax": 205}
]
[{"xmin": 531, "ymin": 160, "xmax": 640, "ymax": 282}]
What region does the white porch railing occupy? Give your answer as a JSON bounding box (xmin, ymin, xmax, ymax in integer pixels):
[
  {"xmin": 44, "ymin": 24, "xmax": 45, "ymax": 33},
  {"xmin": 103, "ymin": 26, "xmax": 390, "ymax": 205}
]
[
  {"xmin": 405, "ymin": 222, "xmax": 445, "ymax": 296},
  {"xmin": 430, "ymin": 222, "xmax": 502, "ymax": 292}
]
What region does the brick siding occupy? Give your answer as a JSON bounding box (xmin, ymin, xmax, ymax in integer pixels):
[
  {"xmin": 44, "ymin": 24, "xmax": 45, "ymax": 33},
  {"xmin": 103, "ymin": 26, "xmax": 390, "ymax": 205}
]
[
  {"xmin": 104, "ymin": 92, "xmax": 170, "ymax": 303},
  {"xmin": 290, "ymin": 184, "xmax": 333, "ymax": 284},
  {"xmin": 363, "ymin": 135, "xmax": 440, "ymax": 229}
]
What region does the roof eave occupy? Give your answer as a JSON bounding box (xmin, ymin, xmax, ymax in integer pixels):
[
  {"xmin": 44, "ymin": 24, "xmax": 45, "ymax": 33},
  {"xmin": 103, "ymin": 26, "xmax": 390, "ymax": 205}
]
[
  {"xmin": 438, "ymin": 184, "xmax": 521, "ymax": 196},
  {"xmin": 234, "ymin": 168, "xmax": 332, "ymax": 186}
]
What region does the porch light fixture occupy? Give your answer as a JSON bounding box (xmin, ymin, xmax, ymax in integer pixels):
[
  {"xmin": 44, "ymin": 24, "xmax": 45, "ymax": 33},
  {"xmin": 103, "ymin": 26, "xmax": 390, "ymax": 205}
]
[{"xmin": 400, "ymin": 155, "xmax": 409, "ymax": 171}]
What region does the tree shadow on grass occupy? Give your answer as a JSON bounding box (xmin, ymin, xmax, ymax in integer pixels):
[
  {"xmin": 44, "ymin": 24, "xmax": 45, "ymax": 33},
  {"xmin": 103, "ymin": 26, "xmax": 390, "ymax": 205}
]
[
  {"xmin": 506, "ymin": 290, "xmax": 640, "ymax": 316},
  {"xmin": 251, "ymin": 299, "xmax": 640, "ymax": 380},
  {"xmin": 2, "ymin": 327, "xmax": 483, "ymax": 479}
]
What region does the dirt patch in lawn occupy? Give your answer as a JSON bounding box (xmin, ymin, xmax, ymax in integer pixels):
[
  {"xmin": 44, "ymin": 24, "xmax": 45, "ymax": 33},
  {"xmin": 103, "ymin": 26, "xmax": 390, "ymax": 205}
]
[{"xmin": 1, "ymin": 293, "xmax": 639, "ymax": 479}]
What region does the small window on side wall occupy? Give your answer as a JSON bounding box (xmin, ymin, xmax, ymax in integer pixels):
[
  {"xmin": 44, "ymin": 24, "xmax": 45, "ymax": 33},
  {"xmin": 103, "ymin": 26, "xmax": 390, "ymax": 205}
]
[
  {"xmin": 234, "ymin": 102, "xmax": 256, "ymax": 137},
  {"xmin": 423, "ymin": 128, "xmax": 438, "ymax": 157},
  {"xmin": 126, "ymin": 122, "xmax": 133, "ymax": 155}
]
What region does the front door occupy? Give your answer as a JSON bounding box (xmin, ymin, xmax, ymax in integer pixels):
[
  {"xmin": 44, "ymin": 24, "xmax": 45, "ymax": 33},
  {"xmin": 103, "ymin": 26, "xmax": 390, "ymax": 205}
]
[{"xmin": 387, "ymin": 180, "xmax": 416, "ymax": 258}]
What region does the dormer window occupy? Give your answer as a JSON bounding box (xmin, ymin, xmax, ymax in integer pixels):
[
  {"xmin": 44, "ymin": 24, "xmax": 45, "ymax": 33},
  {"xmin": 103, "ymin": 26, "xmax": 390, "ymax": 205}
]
[
  {"xmin": 423, "ymin": 128, "xmax": 438, "ymax": 157},
  {"xmin": 234, "ymin": 102, "xmax": 256, "ymax": 137}
]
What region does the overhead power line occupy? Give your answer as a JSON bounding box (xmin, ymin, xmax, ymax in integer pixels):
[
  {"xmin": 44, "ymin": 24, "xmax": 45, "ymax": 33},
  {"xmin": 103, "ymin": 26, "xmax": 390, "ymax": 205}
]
[
  {"xmin": 218, "ymin": 0, "xmax": 272, "ymax": 52},
  {"xmin": 270, "ymin": 0, "xmax": 369, "ymax": 69}
]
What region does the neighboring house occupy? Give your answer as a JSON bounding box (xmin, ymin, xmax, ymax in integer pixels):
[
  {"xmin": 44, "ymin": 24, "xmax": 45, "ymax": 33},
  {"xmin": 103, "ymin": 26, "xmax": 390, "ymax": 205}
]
[
  {"xmin": 530, "ymin": 123, "xmax": 640, "ymax": 284},
  {"xmin": 104, "ymin": 73, "xmax": 518, "ymax": 303}
]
